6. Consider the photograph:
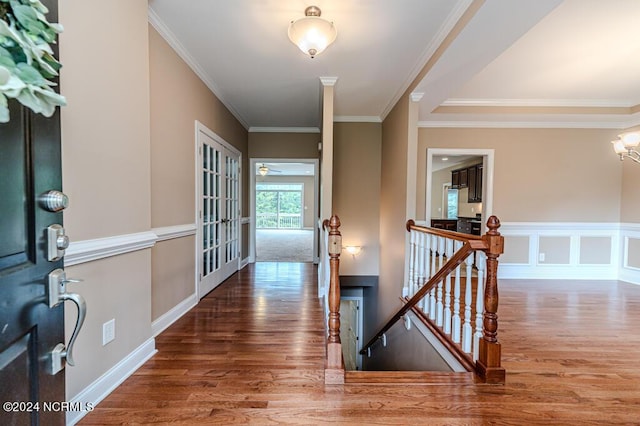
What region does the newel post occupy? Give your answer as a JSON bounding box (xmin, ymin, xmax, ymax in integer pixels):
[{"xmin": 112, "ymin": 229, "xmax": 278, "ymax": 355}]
[
  {"xmin": 477, "ymin": 215, "xmax": 506, "ymax": 384},
  {"xmin": 325, "ymin": 215, "xmax": 344, "ymax": 384}
]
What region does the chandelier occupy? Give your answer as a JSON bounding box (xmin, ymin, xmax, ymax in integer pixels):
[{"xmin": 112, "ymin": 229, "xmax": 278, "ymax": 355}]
[{"xmin": 611, "ymin": 132, "xmax": 640, "ymax": 164}]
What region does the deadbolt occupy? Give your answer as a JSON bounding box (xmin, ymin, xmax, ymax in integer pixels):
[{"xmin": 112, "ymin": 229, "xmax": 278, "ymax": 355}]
[{"xmin": 47, "ymin": 224, "xmax": 69, "ymax": 261}]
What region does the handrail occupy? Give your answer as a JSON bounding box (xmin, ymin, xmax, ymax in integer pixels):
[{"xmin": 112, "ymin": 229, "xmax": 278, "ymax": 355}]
[{"xmin": 361, "ymin": 215, "xmax": 505, "ymax": 384}]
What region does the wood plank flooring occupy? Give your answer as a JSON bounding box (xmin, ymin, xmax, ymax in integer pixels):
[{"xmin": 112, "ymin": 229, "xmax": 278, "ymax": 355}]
[{"xmin": 79, "ymin": 263, "xmax": 640, "ymax": 425}]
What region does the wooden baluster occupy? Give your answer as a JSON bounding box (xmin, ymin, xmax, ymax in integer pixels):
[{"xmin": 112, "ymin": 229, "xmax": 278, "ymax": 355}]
[
  {"xmin": 473, "ymin": 251, "xmax": 485, "ymax": 362},
  {"xmin": 476, "ymin": 215, "xmax": 506, "ymax": 384},
  {"xmin": 462, "ymin": 250, "xmax": 473, "ymax": 353},
  {"xmin": 436, "ymin": 236, "xmax": 445, "ymax": 327},
  {"xmin": 452, "ymin": 240, "xmax": 462, "ymax": 343},
  {"xmin": 325, "ymin": 215, "xmax": 344, "ymax": 384},
  {"xmin": 429, "ymin": 234, "xmax": 437, "ymax": 320},
  {"xmin": 443, "ymin": 237, "xmax": 453, "ymax": 335}
]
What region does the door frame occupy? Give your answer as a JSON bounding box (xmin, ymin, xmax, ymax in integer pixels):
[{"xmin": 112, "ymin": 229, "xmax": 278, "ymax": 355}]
[
  {"xmin": 195, "ymin": 121, "xmax": 242, "ymax": 298},
  {"xmin": 249, "ymin": 158, "xmax": 320, "ymax": 263},
  {"xmin": 340, "ymin": 295, "xmax": 364, "ymax": 370}
]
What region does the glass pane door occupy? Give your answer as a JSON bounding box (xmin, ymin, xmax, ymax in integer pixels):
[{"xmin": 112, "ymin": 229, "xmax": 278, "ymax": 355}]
[{"xmin": 198, "ymin": 126, "xmax": 241, "ymax": 299}]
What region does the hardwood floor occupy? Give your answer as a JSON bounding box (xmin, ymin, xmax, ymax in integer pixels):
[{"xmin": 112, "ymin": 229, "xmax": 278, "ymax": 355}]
[{"xmin": 79, "ymin": 263, "xmax": 640, "ymax": 425}]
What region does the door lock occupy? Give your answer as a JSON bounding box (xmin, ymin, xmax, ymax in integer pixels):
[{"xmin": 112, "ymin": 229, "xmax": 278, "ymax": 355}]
[
  {"xmin": 48, "ymin": 269, "xmax": 86, "ymax": 374},
  {"xmin": 39, "ymin": 190, "xmax": 69, "ymax": 212},
  {"xmin": 47, "ymin": 224, "xmax": 69, "ymax": 261}
]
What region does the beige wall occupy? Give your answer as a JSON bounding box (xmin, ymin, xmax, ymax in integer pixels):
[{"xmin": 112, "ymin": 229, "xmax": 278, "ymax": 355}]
[
  {"xmin": 59, "ymin": 0, "xmax": 151, "ymax": 399},
  {"xmin": 417, "ymin": 128, "xmax": 623, "ymax": 223},
  {"xmin": 148, "ymin": 25, "xmax": 248, "ymax": 322},
  {"xmin": 149, "ymin": 26, "xmax": 248, "ymax": 228},
  {"xmin": 333, "ymin": 122, "xmax": 382, "ymax": 276},
  {"xmin": 249, "ymin": 132, "xmax": 320, "ymax": 159},
  {"xmin": 61, "ymin": 1, "xmax": 150, "ymax": 240},
  {"xmin": 379, "ymin": 95, "xmax": 411, "ymax": 328},
  {"xmin": 65, "ymin": 252, "xmax": 151, "ymax": 398},
  {"xmin": 256, "ymin": 174, "xmax": 316, "ymax": 228},
  {"xmin": 620, "ymin": 153, "xmax": 640, "ymax": 223},
  {"xmin": 151, "ymin": 237, "xmax": 196, "ymax": 319}
]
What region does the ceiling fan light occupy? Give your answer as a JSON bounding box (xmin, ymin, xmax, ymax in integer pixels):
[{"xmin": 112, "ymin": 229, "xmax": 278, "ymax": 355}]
[
  {"xmin": 288, "ymin": 7, "xmax": 337, "ymax": 58},
  {"xmin": 258, "ymin": 165, "xmax": 269, "ymax": 176}
]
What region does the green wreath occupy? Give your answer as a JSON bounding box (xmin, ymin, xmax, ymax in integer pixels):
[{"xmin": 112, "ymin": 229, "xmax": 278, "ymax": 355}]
[{"xmin": 0, "ymin": 0, "xmax": 65, "ymax": 123}]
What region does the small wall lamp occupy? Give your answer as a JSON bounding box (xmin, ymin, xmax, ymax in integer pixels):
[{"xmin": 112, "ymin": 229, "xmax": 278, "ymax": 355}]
[
  {"xmin": 611, "ymin": 131, "xmax": 640, "ymax": 164},
  {"xmin": 344, "ymin": 245, "xmax": 362, "ymax": 256}
]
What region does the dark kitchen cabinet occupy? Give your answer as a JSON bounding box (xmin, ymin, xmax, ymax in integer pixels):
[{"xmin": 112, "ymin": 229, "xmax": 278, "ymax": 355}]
[
  {"xmin": 451, "ymin": 169, "xmax": 460, "ymax": 188},
  {"xmin": 467, "ymin": 164, "xmax": 483, "ymax": 203},
  {"xmin": 451, "ymin": 167, "xmax": 468, "ymax": 189},
  {"xmin": 451, "ymin": 163, "xmax": 483, "ymax": 201},
  {"xmin": 459, "ymin": 168, "xmax": 468, "ymax": 188}
]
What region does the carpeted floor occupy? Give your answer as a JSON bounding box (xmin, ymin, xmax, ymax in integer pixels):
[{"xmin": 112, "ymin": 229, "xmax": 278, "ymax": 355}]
[{"xmin": 255, "ymin": 229, "xmax": 314, "ymax": 262}]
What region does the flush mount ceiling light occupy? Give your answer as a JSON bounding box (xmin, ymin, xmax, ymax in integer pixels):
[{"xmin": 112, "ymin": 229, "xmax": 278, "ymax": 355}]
[
  {"xmin": 611, "ymin": 132, "xmax": 640, "ymax": 164},
  {"xmin": 288, "ymin": 6, "xmax": 337, "ymax": 58}
]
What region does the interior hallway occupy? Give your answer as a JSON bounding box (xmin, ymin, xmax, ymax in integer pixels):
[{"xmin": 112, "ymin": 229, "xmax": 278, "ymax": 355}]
[{"xmin": 79, "ymin": 263, "xmax": 640, "ymax": 425}]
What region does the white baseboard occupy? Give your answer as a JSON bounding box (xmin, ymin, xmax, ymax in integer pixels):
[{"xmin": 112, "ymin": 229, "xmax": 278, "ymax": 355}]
[
  {"xmin": 619, "ymin": 267, "xmax": 640, "ymax": 285},
  {"xmin": 240, "ymin": 257, "xmax": 250, "ymax": 269},
  {"xmin": 151, "ymin": 294, "xmax": 198, "ymax": 337},
  {"xmin": 66, "ymin": 338, "xmax": 156, "ymax": 425},
  {"xmin": 499, "ymin": 264, "xmax": 617, "ymax": 280}
]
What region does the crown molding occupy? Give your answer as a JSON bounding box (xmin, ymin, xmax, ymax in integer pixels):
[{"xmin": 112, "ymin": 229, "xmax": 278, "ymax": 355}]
[
  {"xmin": 411, "ymin": 92, "xmax": 425, "ymax": 102},
  {"xmin": 380, "ymin": 0, "xmax": 475, "ymax": 121},
  {"xmin": 249, "ymin": 127, "xmax": 321, "ymax": 133},
  {"xmin": 417, "ymin": 120, "xmax": 628, "ymax": 129},
  {"xmin": 148, "ymin": 7, "xmax": 249, "ymax": 130},
  {"xmin": 319, "ymin": 77, "xmax": 338, "ymax": 86},
  {"xmin": 333, "ymin": 116, "xmax": 382, "ymax": 123},
  {"xmin": 441, "ymin": 98, "xmax": 639, "ymax": 108}
]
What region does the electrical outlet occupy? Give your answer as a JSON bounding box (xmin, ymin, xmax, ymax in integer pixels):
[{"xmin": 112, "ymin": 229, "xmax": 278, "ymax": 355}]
[
  {"xmin": 538, "ymin": 253, "xmax": 545, "ymax": 262},
  {"xmin": 103, "ymin": 319, "xmax": 115, "ymax": 346}
]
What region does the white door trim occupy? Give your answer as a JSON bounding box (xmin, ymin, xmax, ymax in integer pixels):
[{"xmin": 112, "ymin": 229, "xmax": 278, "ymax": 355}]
[
  {"xmin": 249, "ymin": 158, "xmax": 320, "ymax": 264},
  {"xmin": 425, "ymin": 148, "xmax": 495, "ymax": 227}
]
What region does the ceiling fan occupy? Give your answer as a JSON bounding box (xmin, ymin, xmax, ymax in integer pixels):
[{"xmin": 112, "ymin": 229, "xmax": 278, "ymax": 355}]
[{"xmin": 257, "ymin": 163, "xmax": 282, "ymax": 176}]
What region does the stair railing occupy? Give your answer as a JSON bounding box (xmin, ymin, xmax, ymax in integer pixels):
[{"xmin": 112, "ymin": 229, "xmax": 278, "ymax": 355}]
[{"xmin": 360, "ymin": 216, "xmax": 505, "ymax": 384}]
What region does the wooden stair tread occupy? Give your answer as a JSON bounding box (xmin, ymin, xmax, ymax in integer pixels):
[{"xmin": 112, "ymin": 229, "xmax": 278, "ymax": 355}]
[{"xmin": 344, "ymin": 370, "xmax": 475, "ymax": 385}]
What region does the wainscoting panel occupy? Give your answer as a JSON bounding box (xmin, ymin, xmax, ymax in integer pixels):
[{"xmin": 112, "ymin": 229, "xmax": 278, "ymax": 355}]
[
  {"xmin": 498, "ymin": 222, "xmax": 621, "ymax": 280},
  {"xmin": 619, "ymin": 223, "xmax": 640, "ymax": 285}
]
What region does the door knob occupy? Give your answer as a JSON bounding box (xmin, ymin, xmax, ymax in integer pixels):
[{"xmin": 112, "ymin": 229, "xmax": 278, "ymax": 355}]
[
  {"xmin": 39, "ymin": 190, "xmax": 69, "ymax": 212},
  {"xmin": 48, "ymin": 269, "xmax": 86, "ymax": 374}
]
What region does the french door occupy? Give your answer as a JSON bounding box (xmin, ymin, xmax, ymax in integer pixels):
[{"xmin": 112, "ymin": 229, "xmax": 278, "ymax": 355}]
[{"xmin": 197, "ymin": 125, "xmax": 241, "ymax": 298}]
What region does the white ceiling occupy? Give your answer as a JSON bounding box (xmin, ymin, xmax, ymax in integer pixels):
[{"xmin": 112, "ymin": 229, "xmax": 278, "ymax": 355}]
[{"xmin": 148, "ymin": 0, "xmax": 640, "ymax": 131}]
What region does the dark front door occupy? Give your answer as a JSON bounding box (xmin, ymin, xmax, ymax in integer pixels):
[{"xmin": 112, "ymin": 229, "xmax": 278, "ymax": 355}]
[{"xmin": 0, "ymin": 2, "xmax": 69, "ymax": 420}]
